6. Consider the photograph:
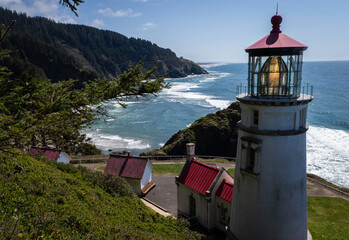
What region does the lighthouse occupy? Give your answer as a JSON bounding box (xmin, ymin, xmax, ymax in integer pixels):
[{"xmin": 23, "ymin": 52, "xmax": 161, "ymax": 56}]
[{"xmin": 227, "ymin": 13, "xmax": 313, "ymax": 240}]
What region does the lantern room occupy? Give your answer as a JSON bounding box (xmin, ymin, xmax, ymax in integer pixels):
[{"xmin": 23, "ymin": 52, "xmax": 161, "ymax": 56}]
[{"xmin": 245, "ymin": 14, "xmax": 308, "ymax": 98}]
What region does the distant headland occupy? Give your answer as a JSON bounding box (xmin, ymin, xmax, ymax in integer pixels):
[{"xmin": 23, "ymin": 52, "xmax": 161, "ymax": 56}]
[{"xmin": 0, "ymin": 7, "xmax": 208, "ymax": 87}]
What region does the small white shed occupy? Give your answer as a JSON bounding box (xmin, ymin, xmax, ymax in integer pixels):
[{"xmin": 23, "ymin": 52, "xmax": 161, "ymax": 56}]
[{"xmin": 104, "ymin": 151, "xmax": 155, "ymax": 196}]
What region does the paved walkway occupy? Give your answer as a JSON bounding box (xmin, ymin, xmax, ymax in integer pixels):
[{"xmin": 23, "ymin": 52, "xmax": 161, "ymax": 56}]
[
  {"xmin": 140, "ymin": 198, "xmax": 172, "ymax": 217},
  {"xmin": 144, "ymin": 174, "xmax": 178, "ymax": 217}
]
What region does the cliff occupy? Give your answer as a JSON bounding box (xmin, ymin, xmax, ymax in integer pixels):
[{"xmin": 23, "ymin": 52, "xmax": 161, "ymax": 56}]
[{"xmin": 142, "ymin": 102, "xmax": 241, "ymax": 157}]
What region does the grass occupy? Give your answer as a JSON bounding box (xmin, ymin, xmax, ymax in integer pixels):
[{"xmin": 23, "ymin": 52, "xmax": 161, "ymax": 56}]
[
  {"xmin": 152, "ymin": 164, "xmax": 184, "ymax": 175},
  {"xmin": 227, "ymin": 168, "xmax": 235, "ymax": 177},
  {"xmin": 0, "ymin": 150, "xmax": 202, "ymax": 239},
  {"xmin": 97, "ymin": 166, "xmax": 106, "ymax": 171},
  {"xmin": 196, "ymin": 158, "xmax": 233, "ymax": 163},
  {"xmin": 307, "ymin": 196, "xmax": 349, "ymax": 240}
]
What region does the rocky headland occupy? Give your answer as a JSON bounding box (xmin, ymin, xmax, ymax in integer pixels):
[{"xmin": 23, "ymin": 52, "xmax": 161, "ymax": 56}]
[{"xmin": 141, "ymin": 101, "xmax": 241, "ymax": 157}]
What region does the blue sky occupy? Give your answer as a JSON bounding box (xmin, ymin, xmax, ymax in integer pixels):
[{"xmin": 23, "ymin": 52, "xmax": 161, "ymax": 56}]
[{"xmin": 1, "ymin": 0, "xmax": 349, "ymax": 62}]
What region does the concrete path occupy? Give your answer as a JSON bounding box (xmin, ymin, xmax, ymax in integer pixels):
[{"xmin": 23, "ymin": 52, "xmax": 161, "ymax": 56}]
[
  {"xmin": 144, "ymin": 175, "xmax": 178, "ymax": 217},
  {"xmin": 140, "ymin": 198, "xmax": 172, "ymax": 217}
]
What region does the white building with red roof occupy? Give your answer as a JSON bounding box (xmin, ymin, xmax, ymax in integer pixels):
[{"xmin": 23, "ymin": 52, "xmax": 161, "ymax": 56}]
[
  {"xmin": 29, "ymin": 146, "xmax": 71, "ymax": 164},
  {"xmin": 104, "ymin": 151, "xmax": 155, "ymax": 196},
  {"xmin": 176, "ymin": 143, "xmax": 234, "ymax": 233}
]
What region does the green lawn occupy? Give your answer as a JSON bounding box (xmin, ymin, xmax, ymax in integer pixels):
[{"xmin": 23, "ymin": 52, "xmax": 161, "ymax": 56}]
[
  {"xmin": 196, "ymin": 158, "xmax": 233, "ymax": 163},
  {"xmin": 227, "ymin": 168, "xmax": 235, "ymax": 177},
  {"xmin": 152, "ymin": 164, "xmax": 184, "ymax": 175},
  {"xmin": 97, "ymin": 166, "xmax": 106, "ymax": 171},
  {"xmin": 308, "ymin": 196, "xmax": 349, "ymax": 240}
]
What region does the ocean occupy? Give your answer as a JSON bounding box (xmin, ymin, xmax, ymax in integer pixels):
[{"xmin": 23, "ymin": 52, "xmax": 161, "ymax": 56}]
[{"xmin": 84, "ymin": 61, "xmax": 349, "ymax": 188}]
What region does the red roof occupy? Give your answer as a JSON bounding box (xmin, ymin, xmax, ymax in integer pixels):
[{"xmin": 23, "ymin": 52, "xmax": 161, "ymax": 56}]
[
  {"xmin": 104, "ymin": 155, "xmax": 147, "ymax": 179},
  {"xmin": 246, "ymin": 33, "xmax": 307, "ymax": 50},
  {"xmin": 178, "ymin": 159, "xmax": 219, "ymax": 195},
  {"xmin": 216, "ymin": 180, "xmax": 234, "ymax": 203},
  {"xmin": 29, "ymin": 147, "xmax": 59, "ymax": 160}
]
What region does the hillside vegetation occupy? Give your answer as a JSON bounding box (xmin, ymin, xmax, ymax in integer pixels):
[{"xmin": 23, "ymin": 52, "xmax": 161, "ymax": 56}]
[
  {"xmin": 142, "ymin": 102, "xmax": 241, "ymax": 157},
  {"xmin": 0, "ymin": 7, "xmax": 207, "ymax": 87},
  {"xmin": 0, "ymin": 150, "xmax": 202, "ymax": 239}
]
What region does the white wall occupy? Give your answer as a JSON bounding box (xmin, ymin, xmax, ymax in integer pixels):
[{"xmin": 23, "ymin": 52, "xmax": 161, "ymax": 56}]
[
  {"xmin": 215, "ymin": 197, "xmax": 231, "ymax": 233},
  {"xmin": 141, "ymin": 160, "xmax": 153, "ymax": 189},
  {"xmin": 240, "ymin": 103, "xmax": 308, "ymax": 131},
  {"xmin": 57, "ymin": 152, "xmax": 71, "ymax": 164},
  {"xmin": 177, "ymin": 184, "xmax": 210, "ymax": 229}
]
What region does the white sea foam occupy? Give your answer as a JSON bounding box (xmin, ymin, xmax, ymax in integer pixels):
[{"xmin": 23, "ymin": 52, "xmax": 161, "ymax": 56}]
[
  {"xmin": 161, "ymin": 81, "xmax": 213, "ymax": 107},
  {"xmin": 198, "ymin": 72, "xmax": 230, "ymax": 83},
  {"xmin": 104, "ymin": 118, "xmax": 115, "ymax": 122},
  {"xmin": 199, "ymin": 62, "xmax": 231, "ymax": 68},
  {"xmin": 205, "ymin": 98, "xmax": 232, "ymax": 110},
  {"xmin": 199, "ymin": 77, "xmax": 216, "ymax": 83},
  {"xmin": 159, "ymin": 143, "xmax": 165, "ymax": 147},
  {"xmin": 307, "ymin": 125, "xmax": 349, "ymax": 188},
  {"xmin": 85, "ymin": 132, "xmax": 150, "ymax": 150}
]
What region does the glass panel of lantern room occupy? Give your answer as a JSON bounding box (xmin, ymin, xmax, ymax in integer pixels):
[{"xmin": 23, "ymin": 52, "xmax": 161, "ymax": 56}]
[
  {"xmin": 280, "ymin": 56, "xmax": 288, "ymax": 96},
  {"xmin": 260, "ymin": 57, "xmax": 268, "ymax": 96},
  {"xmin": 288, "ymin": 56, "xmax": 293, "ymax": 97},
  {"xmin": 294, "ymin": 55, "xmax": 300, "ymax": 98},
  {"xmin": 269, "ymin": 57, "xmax": 279, "ymax": 96},
  {"xmin": 296, "ymin": 53, "xmax": 303, "ymax": 97},
  {"xmin": 260, "ymin": 56, "xmax": 289, "ymax": 97},
  {"xmin": 248, "ymin": 56, "xmax": 251, "ymax": 95},
  {"xmin": 249, "ymin": 56, "xmax": 261, "ymax": 97}
]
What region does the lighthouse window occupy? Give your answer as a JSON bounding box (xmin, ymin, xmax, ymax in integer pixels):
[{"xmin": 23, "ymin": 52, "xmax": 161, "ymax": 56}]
[
  {"xmin": 299, "ymin": 108, "xmax": 306, "ymax": 128},
  {"xmin": 240, "ymin": 137, "xmax": 261, "ymax": 176},
  {"xmin": 253, "ymin": 110, "xmax": 259, "ymax": 126},
  {"xmin": 247, "ymin": 148, "xmax": 256, "ymax": 171}
]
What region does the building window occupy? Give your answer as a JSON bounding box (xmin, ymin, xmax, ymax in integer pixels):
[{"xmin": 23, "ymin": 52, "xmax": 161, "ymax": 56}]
[
  {"xmin": 299, "ymin": 108, "xmax": 306, "ymax": 128},
  {"xmin": 253, "ymin": 110, "xmax": 259, "ymax": 127},
  {"xmin": 240, "ymin": 137, "xmax": 261, "ymax": 175},
  {"xmin": 189, "ymin": 194, "xmax": 196, "ymax": 217}
]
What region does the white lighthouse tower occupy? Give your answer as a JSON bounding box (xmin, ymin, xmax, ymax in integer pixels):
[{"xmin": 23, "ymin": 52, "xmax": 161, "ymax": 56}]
[{"xmin": 227, "ymin": 13, "xmax": 313, "ymax": 240}]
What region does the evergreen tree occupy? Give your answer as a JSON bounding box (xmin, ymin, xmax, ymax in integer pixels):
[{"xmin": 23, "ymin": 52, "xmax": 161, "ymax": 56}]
[{"xmin": 0, "ymin": 22, "xmax": 169, "ymax": 153}]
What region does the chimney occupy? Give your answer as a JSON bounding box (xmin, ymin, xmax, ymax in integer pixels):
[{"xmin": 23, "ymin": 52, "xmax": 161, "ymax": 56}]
[
  {"xmin": 186, "ymin": 143, "xmax": 195, "ymax": 162},
  {"xmin": 123, "ymin": 151, "xmax": 131, "ymax": 157}
]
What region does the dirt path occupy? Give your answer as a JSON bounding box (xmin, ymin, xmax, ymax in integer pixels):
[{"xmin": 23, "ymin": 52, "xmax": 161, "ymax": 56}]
[{"xmin": 76, "ymin": 161, "xmax": 348, "ymax": 201}]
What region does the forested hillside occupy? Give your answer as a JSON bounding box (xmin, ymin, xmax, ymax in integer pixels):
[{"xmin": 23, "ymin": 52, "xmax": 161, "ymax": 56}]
[{"xmin": 0, "ymin": 7, "xmax": 207, "ymax": 87}]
